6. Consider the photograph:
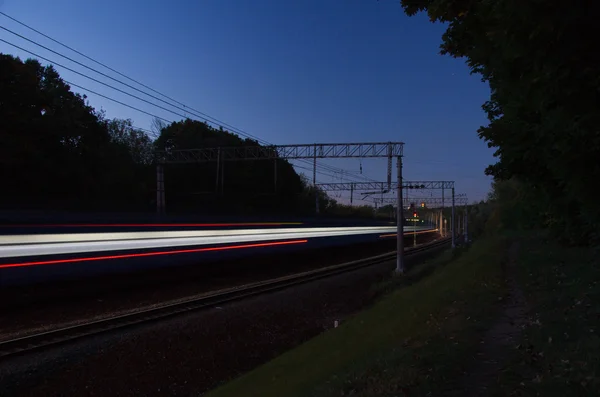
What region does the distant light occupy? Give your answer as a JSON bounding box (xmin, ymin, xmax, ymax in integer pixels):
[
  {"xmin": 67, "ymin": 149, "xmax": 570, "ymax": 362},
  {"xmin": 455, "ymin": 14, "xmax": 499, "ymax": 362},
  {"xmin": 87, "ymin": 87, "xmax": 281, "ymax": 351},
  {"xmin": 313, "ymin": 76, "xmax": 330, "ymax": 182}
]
[{"xmin": 40, "ymin": 109, "xmax": 46, "ymax": 116}]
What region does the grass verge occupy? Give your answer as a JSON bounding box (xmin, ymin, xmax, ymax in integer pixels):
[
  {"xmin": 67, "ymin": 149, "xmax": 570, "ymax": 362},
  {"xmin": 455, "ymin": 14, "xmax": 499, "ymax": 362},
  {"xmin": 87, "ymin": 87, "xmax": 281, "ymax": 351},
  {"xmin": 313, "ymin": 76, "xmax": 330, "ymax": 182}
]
[
  {"xmin": 204, "ymin": 236, "xmax": 508, "ymax": 397},
  {"xmin": 494, "ymin": 232, "xmax": 600, "ymax": 395}
]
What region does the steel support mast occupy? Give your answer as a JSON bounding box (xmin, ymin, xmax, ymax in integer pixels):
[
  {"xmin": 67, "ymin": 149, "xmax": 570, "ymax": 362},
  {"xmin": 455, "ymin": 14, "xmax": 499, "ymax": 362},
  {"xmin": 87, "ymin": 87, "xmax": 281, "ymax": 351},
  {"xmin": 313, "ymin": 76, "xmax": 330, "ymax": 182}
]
[
  {"xmin": 156, "ymin": 141, "xmax": 404, "ymax": 214},
  {"xmin": 396, "ymin": 155, "xmax": 404, "ymax": 274},
  {"xmin": 156, "ymin": 164, "xmax": 165, "ymax": 214},
  {"xmin": 451, "ymin": 187, "xmax": 456, "ymax": 248},
  {"xmin": 371, "ymin": 196, "xmax": 467, "ymax": 207}
]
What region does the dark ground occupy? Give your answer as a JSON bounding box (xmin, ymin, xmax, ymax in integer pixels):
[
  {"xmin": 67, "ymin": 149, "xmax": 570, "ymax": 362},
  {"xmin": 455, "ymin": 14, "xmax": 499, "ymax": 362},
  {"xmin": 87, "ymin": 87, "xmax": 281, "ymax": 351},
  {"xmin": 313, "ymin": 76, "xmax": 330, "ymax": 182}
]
[
  {"xmin": 0, "ymin": 244, "xmax": 445, "ymax": 396},
  {"xmin": 0, "ymin": 233, "xmax": 434, "ymax": 341}
]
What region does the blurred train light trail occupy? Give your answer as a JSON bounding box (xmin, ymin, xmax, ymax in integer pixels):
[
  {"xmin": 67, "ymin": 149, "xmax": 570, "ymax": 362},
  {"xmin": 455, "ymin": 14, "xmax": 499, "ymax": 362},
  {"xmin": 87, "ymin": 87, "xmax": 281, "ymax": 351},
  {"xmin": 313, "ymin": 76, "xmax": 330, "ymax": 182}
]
[
  {"xmin": 2, "ymin": 222, "xmax": 304, "ymax": 228},
  {"xmin": 0, "ymin": 226, "xmax": 435, "ymax": 259},
  {"xmin": 0, "ymin": 239, "xmax": 308, "ymax": 269}
]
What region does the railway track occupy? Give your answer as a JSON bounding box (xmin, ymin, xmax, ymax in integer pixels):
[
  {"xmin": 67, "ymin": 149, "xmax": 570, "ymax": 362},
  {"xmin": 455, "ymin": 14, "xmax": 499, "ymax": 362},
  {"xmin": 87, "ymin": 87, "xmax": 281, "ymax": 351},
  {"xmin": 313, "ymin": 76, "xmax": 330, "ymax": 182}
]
[{"xmin": 0, "ymin": 238, "xmax": 450, "ymax": 360}]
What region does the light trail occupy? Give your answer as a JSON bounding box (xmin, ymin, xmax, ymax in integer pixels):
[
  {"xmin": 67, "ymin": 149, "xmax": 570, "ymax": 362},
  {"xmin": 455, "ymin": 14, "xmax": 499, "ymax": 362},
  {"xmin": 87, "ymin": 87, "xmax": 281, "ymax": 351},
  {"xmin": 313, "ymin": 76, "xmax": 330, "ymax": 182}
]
[
  {"xmin": 1, "ymin": 222, "xmax": 303, "ymax": 228},
  {"xmin": 0, "ymin": 240, "xmax": 308, "ymax": 269},
  {"xmin": 0, "ymin": 226, "xmax": 434, "ymax": 259}
]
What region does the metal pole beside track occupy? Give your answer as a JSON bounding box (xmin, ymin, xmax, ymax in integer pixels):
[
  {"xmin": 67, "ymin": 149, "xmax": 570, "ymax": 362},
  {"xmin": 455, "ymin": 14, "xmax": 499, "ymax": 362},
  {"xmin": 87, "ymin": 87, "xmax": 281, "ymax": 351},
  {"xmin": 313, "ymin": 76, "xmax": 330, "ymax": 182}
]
[
  {"xmin": 396, "ymin": 155, "xmax": 405, "ymax": 274},
  {"xmin": 313, "ymin": 144, "xmax": 319, "ymax": 215},
  {"xmin": 274, "ymin": 158, "xmax": 277, "ymax": 194},
  {"xmin": 156, "ymin": 163, "xmax": 165, "ymax": 214},
  {"xmin": 465, "ymin": 207, "xmax": 469, "ymax": 243},
  {"xmin": 216, "ymin": 147, "xmax": 221, "ymax": 194},
  {"xmin": 413, "ymin": 221, "xmax": 417, "ymax": 247},
  {"xmin": 441, "ymin": 187, "xmax": 445, "ymax": 237},
  {"xmin": 222, "ymin": 157, "xmax": 225, "ymax": 195},
  {"xmin": 456, "ymin": 208, "xmax": 465, "ymax": 239},
  {"xmin": 451, "ymin": 187, "xmax": 456, "ymax": 248}
]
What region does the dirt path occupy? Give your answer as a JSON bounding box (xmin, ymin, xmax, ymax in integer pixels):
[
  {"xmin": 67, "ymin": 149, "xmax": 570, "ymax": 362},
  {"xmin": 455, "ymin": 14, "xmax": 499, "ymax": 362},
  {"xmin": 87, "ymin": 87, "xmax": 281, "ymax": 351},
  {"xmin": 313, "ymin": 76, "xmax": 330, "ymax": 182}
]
[{"xmin": 463, "ymin": 241, "xmax": 528, "ymax": 396}]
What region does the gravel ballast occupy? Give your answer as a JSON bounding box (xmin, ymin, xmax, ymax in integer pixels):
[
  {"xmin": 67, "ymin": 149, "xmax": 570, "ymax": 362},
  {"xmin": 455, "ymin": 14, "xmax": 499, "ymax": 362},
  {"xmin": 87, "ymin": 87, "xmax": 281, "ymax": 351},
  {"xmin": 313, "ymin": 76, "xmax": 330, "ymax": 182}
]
[
  {"xmin": 0, "ymin": 244, "xmax": 445, "ymax": 396},
  {"xmin": 0, "ymin": 259, "xmax": 404, "ymax": 396},
  {"xmin": 0, "ymin": 235, "xmax": 435, "ymax": 341}
]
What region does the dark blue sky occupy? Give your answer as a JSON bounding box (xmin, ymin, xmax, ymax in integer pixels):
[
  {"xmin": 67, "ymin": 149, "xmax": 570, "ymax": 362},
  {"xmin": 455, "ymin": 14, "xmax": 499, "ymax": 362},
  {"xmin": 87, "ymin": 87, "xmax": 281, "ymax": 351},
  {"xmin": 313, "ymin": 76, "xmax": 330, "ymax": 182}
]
[{"xmin": 0, "ymin": 0, "xmax": 494, "ymax": 203}]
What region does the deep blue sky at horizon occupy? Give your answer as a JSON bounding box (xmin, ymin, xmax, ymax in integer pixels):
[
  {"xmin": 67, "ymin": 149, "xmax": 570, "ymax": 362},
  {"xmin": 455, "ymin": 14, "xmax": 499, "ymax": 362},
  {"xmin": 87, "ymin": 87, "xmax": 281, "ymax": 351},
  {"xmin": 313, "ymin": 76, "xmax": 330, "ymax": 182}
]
[{"xmin": 0, "ymin": 0, "xmax": 495, "ymax": 204}]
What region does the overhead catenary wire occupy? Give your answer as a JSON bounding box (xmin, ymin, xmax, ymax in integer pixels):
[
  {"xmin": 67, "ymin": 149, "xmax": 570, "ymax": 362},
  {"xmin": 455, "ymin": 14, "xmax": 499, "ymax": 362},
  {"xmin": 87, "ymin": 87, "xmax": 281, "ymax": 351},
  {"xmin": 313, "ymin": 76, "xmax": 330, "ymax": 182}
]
[
  {"xmin": 1, "ymin": 38, "xmax": 377, "ymax": 182},
  {"xmin": 0, "ymin": 15, "xmax": 380, "ymax": 184},
  {"xmin": 289, "ymin": 162, "xmax": 344, "ymax": 183},
  {"xmin": 63, "ymin": 80, "xmax": 174, "ymax": 125},
  {"xmin": 0, "ymin": 26, "xmax": 230, "ymax": 132},
  {"xmin": 0, "ymin": 11, "xmax": 209, "ymax": 119},
  {"xmin": 0, "ymin": 39, "xmax": 192, "ymax": 121},
  {"xmin": 0, "ymin": 13, "xmax": 275, "ymax": 146},
  {"xmin": 0, "ymin": 20, "xmax": 378, "ymax": 184},
  {"xmin": 47, "ymin": 81, "xmax": 353, "ymax": 182}
]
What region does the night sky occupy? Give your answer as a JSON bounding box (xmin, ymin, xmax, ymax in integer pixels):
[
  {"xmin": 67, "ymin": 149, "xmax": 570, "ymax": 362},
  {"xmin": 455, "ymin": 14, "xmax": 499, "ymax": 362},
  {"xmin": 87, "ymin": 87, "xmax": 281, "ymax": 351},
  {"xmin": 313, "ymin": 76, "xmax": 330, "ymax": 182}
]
[{"xmin": 0, "ymin": 0, "xmax": 495, "ymax": 204}]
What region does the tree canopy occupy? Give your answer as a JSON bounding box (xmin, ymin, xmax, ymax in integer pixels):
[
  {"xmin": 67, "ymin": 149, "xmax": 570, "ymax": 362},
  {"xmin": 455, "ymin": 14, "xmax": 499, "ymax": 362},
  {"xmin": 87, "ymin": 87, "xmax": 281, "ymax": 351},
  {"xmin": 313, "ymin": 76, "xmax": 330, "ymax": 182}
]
[
  {"xmin": 400, "ymin": 0, "xmax": 600, "ymax": 244},
  {"xmin": 0, "ymin": 54, "xmax": 148, "ymax": 211},
  {"xmin": 152, "ymin": 119, "xmax": 317, "ymax": 215},
  {"xmin": 0, "ymin": 53, "xmax": 371, "ymax": 218}
]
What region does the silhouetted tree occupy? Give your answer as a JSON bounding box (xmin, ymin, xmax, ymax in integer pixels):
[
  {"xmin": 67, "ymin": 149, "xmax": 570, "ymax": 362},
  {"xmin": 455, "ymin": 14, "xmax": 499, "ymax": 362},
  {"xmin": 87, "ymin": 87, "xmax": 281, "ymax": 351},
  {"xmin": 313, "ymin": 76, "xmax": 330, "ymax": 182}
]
[
  {"xmin": 153, "ymin": 119, "xmax": 313, "ymax": 215},
  {"xmin": 400, "ymin": 0, "xmax": 600, "ymax": 244},
  {"xmin": 0, "ymin": 54, "xmax": 154, "ymax": 211},
  {"xmin": 105, "ymin": 118, "xmax": 154, "ymax": 165},
  {"xmin": 0, "ymin": 52, "xmax": 385, "ymax": 219}
]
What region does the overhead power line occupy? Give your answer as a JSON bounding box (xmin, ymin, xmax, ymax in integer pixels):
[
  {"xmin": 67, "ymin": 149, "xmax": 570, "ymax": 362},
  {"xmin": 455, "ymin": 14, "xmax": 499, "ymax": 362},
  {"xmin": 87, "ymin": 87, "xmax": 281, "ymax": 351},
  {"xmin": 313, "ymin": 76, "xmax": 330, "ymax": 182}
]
[
  {"xmin": 60, "ymin": 82, "xmax": 346, "ymax": 180},
  {"xmin": 0, "ymin": 17, "xmax": 377, "ymax": 183},
  {"xmin": 47, "ymin": 79, "xmax": 353, "ymax": 181},
  {"xmin": 3, "ymin": 37, "xmax": 373, "ymax": 181},
  {"xmin": 288, "ymin": 161, "xmax": 355, "ymax": 182},
  {"xmin": 0, "ymin": 14, "xmax": 379, "ymax": 183},
  {"xmin": 0, "ymin": 26, "xmax": 234, "ymax": 132},
  {"xmin": 0, "ymin": 11, "xmax": 206, "ymax": 119},
  {"xmin": 64, "ymin": 80, "xmax": 174, "ymax": 125},
  {"xmin": 0, "ymin": 39, "xmax": 192, "ymax": 120}
]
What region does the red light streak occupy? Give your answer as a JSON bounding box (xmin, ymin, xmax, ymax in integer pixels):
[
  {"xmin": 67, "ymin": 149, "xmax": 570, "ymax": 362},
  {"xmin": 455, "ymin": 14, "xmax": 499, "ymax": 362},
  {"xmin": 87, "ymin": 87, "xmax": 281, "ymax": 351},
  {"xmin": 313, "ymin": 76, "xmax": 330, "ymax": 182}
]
[{"xmin": 0, "ymin": 239, "xmax": 308, "ymax": 269}]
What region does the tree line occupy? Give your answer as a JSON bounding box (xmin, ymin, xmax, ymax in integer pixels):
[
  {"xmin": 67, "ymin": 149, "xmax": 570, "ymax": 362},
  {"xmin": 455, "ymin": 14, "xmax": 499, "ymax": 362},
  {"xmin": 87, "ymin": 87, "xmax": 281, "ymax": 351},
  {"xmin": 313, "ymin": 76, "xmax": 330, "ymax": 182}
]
[
  {"xmin": 400, "ymin": 1, "xmax": 599, "ymax": 245},
  {"xmin": 0, "ymin": 53, "xmax": 381, "ymax": 219}
]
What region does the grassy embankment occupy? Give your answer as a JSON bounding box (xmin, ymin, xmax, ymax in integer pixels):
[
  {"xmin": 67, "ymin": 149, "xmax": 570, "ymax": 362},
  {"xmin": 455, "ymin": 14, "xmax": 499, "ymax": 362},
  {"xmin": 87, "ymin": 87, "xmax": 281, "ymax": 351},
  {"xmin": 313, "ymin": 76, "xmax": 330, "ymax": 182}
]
[
  {"xmin": 206, "ymin": 236, "xmax": 508, "ymax": 396},
  {"xmin": 205, "ymin": 232, "xmax": 599, "ymax": 396}
]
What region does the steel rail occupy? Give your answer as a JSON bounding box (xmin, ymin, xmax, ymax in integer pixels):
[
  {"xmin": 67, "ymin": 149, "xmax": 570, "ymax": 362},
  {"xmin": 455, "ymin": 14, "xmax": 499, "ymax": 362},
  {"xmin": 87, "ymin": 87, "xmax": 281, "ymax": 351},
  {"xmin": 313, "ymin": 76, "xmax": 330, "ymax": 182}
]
[{"xmin": 0, "ymin": 238, "xmax": 450, "ymax": 359}]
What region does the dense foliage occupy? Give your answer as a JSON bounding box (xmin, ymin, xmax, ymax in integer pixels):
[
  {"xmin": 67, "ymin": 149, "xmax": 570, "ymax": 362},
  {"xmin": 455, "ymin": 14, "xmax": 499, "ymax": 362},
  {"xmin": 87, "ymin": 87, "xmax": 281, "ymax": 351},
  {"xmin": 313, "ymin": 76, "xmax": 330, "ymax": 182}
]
[
  {"xmin": 400, "ymin": 1, "xmax": 600, "ymax": 244},
  {"xmin": 153, "ymin": 119, "xmax": 316, "ymax": 214},
  {"xmin": 0, "ymin": 54, "xmax": 153, "ymax": 211},
  {"xmin": 0, "ymin": 53, "xmax": 380, "ymax": 218}
]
